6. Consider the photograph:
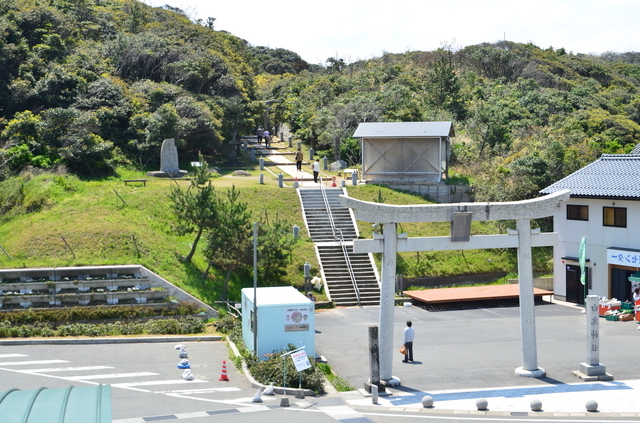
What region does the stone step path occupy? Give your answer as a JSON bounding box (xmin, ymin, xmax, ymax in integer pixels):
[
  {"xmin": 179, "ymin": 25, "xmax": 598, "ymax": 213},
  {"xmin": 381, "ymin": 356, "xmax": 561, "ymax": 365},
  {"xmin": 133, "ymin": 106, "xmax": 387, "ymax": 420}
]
[{"xmin": 298, "ymin": 188, "xmax": 380, "ymax": 307}]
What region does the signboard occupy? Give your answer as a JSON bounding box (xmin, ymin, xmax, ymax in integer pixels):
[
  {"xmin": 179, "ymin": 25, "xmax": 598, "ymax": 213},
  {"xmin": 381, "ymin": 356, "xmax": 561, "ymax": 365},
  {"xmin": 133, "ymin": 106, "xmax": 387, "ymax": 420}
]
[
  {"xmin": 284, "ymin": 307, "xmax": 310, "ymax": 325},
  {"xmin": 607, "ymin": 248, "xmax": 640, "ymax": 266},
  {"xmin": 285, "ymin": 324, "xmax": 309, "ymax": 332},
  {"xmin": 291, "ymin": 349, "xmax": 311, "ymax": 372}
]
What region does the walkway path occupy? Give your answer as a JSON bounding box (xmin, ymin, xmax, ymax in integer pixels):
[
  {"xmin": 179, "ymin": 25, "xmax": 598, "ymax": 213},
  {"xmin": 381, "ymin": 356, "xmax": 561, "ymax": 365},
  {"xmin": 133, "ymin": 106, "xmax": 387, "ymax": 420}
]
[{"xmin": 248, "ymin": 137, "xmax": 342, "ymax": 187}]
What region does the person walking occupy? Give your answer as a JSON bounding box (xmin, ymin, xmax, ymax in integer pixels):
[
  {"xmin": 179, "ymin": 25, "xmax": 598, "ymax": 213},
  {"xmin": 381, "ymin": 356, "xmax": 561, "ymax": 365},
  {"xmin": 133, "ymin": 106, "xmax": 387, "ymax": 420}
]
[
  {"xmin": 263, "ymin": 129, "xmax": 270, "ymax": 146},
  {"xmin": 403, "ymin": 320, "xmax": 414, "ymax": 363},
  {"xmin": 295, "ymin": 149, "xmax": 303, "ymax": 171},
  {"xmin": 256, "ymin": 126, "xmax": 264, "ymax": 144},
  {"xmin": 312, "ymin": 159, "xmax": 320, "ymax": 183}
]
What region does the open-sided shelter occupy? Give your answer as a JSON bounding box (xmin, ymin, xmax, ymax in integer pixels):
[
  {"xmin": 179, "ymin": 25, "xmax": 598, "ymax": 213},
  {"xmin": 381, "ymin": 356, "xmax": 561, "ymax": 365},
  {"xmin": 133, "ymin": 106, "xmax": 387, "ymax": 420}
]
[{"xmin": 353, "ymin": 121, "xmax": 455, "ymax": 183}]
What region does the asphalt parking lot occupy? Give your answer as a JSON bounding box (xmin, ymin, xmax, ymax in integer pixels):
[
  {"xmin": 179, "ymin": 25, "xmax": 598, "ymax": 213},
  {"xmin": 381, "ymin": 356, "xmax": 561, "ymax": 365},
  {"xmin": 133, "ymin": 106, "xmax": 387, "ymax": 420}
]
[
  {"xmin": 0, "ymin": 341, "xmax": 262, "ymax": 421},
  {"xmin": 314, "ymin": 299, "xmax": 640, "ymax": 392},
  {"xmin": 3, "ymin": 299, "xmax": 640, "ymax": 421}
]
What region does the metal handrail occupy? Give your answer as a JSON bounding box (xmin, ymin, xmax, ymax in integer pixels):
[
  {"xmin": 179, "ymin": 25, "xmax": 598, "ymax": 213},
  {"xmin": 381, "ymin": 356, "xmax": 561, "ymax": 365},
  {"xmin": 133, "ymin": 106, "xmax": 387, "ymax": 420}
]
[
  {"xmin": 319, "ymin": 180, "xmax": 361, "ymax": 307},
  {"xmin": 337, "ymin": 227, "xmax": 361, "ymax": 306}
]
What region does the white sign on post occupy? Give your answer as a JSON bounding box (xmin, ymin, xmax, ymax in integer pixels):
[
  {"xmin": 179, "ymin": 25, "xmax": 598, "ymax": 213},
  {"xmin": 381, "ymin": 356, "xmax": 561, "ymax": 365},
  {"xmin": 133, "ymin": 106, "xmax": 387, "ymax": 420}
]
[{"xmin": 291, "ymin": 349, "xmax": 311, "ymax": 372}]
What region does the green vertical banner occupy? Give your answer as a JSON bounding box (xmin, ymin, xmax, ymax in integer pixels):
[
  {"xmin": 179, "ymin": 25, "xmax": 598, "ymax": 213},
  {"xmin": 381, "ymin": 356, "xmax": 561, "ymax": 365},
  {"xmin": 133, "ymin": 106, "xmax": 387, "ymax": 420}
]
[{"xmin": 579, "ymin": 236, "xmax": 587, "ymax": 285}]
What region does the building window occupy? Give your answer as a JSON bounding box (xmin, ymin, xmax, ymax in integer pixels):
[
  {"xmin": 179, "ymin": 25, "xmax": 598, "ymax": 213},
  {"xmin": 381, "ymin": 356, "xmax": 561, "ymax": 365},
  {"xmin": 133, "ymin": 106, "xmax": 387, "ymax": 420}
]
[
  {"xmin": 567, "ymin": 205, "xmax": 589, "ymax": 221},
  {"xmin": 603, "ymin": 207, "xmax": 627, "ymax": 228}
]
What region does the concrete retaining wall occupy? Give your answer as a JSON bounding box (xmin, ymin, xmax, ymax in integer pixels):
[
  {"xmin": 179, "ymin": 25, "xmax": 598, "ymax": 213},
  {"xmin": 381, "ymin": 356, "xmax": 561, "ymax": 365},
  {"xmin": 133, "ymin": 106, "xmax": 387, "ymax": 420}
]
[{"xmin": 0, "ymin": 265, "xmax": 217, "ymax": 318}]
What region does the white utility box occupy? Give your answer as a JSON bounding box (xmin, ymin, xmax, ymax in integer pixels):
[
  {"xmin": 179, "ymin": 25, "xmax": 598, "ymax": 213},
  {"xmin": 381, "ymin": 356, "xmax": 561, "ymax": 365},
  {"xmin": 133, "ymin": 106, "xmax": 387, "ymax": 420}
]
[{"xmin": 241, "ymin": 286, "xmax": 315, "ymax": 360}]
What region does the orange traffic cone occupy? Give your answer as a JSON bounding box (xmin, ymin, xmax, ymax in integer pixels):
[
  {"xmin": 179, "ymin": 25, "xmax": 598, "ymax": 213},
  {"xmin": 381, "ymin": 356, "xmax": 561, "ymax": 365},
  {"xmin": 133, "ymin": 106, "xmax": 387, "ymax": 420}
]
[{"xmin": 219, "ymin": 360, "xmax": 229, "ymax": 381}]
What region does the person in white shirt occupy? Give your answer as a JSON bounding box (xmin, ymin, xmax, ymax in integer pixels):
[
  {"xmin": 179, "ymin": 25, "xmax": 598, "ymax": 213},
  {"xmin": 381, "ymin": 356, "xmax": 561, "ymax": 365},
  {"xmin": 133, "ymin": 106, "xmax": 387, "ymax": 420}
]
[
  {"xmin": 403, "ymin": 320, "xmax": 414, "ymax": 363},
  {"xmin": 312, "ymin": 159, "xmax": 320, "ymax": 183},
  {"xmin": 633, "ymin": 288, "xmax": 640, "ymax": 303}
]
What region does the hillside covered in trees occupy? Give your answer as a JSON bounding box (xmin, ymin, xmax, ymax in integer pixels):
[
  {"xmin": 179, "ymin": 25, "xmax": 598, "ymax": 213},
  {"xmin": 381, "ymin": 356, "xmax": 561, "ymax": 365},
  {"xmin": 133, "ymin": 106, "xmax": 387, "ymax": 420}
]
[
  {"xmin": 2, "ymin": 0, "xmax": 640, "ymax": 204},
  {"xmin": 0, "ymin": 0, "xmax": 310, "ymax": 178},
  {"xmin": 264, "ymin": 44, "xmax": 640, "ymax": 202}
]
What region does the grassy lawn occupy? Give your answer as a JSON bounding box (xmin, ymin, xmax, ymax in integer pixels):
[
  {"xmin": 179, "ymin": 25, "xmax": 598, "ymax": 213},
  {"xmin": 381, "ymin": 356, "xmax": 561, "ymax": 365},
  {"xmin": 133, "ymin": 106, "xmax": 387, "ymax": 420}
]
[
  {"xmin": 0, "ymin": 163, "xmax": 538, "ymax": 309},
  {"xmin": 0, "ymin": 167, "xmax": 317, "ymax": 305}
]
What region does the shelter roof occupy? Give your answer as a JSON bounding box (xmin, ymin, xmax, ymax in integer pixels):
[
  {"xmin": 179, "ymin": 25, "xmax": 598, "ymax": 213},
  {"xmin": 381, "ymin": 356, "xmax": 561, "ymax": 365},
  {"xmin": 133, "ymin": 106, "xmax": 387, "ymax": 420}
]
[
  {"xmin": 353, "ymin": 121, "xmax": 454, "ymax": 138},
  {"xmin": 0, "ymin": 385, "xmax": 112, "ymax": 423},
  {"xmin": 540, "ymin": 154, "xmax": 640, "ymax": 200}
]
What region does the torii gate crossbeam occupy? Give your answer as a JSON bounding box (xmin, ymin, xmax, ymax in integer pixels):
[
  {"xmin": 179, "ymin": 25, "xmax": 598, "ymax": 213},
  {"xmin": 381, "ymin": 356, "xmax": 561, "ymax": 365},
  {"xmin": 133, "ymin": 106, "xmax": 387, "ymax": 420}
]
[{"xmin": 339, "ymin": 189, "xmax": 571, "ymax": 386}]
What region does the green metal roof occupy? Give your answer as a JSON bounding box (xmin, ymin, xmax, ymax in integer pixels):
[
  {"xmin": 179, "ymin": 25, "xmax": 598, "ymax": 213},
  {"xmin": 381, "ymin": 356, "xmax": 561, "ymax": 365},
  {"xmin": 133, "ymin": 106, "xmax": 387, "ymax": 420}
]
[{"xmin": 0, "ymin": 385, "xmax": 111, "ymax": 423}]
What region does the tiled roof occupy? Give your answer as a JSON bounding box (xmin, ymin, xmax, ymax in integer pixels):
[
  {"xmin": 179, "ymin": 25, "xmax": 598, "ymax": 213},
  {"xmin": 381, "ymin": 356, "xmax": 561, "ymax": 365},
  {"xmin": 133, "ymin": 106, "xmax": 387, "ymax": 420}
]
[{"xmin": 540, "ymin": 154, "xmax": 640, "ymax": 199}]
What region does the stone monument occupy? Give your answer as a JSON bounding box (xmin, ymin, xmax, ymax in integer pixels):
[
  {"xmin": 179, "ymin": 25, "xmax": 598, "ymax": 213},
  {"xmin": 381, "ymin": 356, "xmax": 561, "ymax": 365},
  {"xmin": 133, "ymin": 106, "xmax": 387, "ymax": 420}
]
[{"xmin": 147, "ymin": 139, "xmax": 188, "ymax": 178}]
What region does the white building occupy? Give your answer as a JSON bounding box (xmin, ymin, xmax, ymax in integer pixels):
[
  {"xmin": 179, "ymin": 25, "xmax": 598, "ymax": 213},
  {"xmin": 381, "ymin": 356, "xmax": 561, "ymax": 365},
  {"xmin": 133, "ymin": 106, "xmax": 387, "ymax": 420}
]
[{"xmin": 540, "ymin": 151, "xmax": 640, "ymax": 304}]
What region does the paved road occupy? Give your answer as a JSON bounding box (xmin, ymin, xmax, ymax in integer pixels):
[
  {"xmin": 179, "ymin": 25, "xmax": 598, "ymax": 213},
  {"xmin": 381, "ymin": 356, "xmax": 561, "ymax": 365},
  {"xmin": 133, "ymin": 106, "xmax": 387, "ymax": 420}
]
[
  {"xmin": 0, "ymin": 341, "xmax": 340, "ymax": 422},
  {"xmin": 314, "ymin": 299, "xmax": 640, "ymax": 418},
  {"xmin": 3, "ymin": 300, "xmax": 640, "ymax": 422}
]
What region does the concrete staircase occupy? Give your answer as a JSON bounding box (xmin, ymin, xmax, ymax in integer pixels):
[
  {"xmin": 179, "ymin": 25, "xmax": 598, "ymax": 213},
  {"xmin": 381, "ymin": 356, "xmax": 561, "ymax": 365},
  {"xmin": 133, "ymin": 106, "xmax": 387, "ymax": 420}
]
[{"xmin": 298, "ymin": 187, "xmax": 380, "ymax": 307}]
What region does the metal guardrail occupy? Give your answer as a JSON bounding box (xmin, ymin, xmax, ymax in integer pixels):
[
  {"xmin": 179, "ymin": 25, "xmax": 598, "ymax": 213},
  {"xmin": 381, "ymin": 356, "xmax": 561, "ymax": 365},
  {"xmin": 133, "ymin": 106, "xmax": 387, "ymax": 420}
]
[{"xmin": 319, "ymin": 179, "xmax": 361, "ymax": 307}]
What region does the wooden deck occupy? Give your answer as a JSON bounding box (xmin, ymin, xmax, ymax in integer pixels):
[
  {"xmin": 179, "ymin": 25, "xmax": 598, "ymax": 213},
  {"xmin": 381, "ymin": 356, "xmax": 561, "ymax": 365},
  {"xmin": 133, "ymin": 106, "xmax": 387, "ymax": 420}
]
[{"xmin": 404, "ymin": 284, "xmax": 554, "ymax": 305}]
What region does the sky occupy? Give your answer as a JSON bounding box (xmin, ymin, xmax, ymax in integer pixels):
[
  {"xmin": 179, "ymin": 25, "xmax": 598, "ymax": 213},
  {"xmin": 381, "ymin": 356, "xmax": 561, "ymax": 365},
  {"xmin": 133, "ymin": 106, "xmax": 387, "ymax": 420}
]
[{"xmin": 143, "ymin": 0, "xmax": 640, "ymax": 65}]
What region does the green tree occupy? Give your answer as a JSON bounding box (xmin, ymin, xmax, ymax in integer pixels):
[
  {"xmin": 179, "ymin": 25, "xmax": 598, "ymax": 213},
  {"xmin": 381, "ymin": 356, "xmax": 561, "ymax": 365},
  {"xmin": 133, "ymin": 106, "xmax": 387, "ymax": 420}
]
[
  {"xmin": 168, "ymin": 157, "xmax": 218, "ymax": 262},
  {"xmin": 257, "ymin": 212, "xmax": 296, "ymax": 285},
  {"xmin": 428, "ymin": 53, "xmax": 467, "ymax": 120},
  {"xmin": 203, "ymin": 185, "xmax": 253, "ymax": 299}
]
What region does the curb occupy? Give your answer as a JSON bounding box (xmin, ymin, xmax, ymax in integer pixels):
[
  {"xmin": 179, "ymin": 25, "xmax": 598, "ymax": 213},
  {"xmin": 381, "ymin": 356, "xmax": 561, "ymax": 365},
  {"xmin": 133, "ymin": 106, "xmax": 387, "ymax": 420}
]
[
  {"xmin": 349, "ymin": 404, "xmax": 639, "ymax": 418},
  {"xmin": 0, "ymin": 335, "xmax": 222, "ymax": 346}
]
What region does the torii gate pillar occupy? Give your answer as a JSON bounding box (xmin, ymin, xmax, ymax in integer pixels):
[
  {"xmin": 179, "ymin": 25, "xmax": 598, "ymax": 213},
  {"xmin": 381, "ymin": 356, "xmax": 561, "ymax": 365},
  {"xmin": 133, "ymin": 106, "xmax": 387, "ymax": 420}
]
[
  {"xmin": 379, "ymin": 222, "xmax": 398, "ymax": 383},
  {"xmin": 515, "ymin": 218, "xmax": 545, "ymax": 377}
]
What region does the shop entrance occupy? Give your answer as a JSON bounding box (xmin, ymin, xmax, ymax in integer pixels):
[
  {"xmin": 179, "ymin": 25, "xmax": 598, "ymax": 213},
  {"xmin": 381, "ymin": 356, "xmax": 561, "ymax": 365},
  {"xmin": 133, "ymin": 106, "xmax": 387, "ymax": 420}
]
[
  {"xmin": 565, "ymin": 264, "xmax": 587, "ymax": 305},
  {"xmin": 611, "ymin": 268, "xmax": 634, "ymax": 302}
]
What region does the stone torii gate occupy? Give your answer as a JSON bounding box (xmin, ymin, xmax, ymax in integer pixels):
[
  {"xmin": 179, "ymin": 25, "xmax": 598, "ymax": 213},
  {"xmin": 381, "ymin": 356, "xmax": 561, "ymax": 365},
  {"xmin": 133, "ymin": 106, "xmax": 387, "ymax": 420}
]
[{"xmin": 339, "ymin": 189, "xmax": 571, "ymax": 386}]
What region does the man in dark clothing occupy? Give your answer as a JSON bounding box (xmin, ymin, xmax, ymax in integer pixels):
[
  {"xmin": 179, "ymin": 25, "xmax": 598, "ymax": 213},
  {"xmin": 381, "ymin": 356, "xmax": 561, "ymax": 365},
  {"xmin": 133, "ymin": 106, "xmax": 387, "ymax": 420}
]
[{"xmin": 295, "ymin": 149, "xmax": 303, "ymax": 171}]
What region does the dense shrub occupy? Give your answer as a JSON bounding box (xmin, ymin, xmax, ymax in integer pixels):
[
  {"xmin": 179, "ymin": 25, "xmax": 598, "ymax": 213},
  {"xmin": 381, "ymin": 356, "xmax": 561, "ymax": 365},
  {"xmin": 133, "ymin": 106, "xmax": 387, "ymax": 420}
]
[
  {"xmin": 0, "ymin": 302, "xmax": 204, "ymax": 324},
  {"xmin": 222, "ymin": 314, "xmax": 326, "ymax": 394},
  {"xmin": 145, "ymin": 316, "xmax": 205, "ymax": 334},
  {"xmin": 247, "ymin": 344, "xmax": 326, "ymax": 394},
  {"xmin": 214, "ymin": 313, "xmax": 240, "ymax": 334},
  {"xmin": 0, "ymin": 316, "xmax": 205, "ymax": 338}
]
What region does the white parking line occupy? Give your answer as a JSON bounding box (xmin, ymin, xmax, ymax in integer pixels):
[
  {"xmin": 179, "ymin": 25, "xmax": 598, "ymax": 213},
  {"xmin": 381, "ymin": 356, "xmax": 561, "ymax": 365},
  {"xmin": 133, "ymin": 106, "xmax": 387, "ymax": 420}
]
[
  {"xmin": 0, "ymin": 360, "xmax": 68, "ymax": 366},
  {"xmin": 113, "ymin": 379, "xmax": 208, "ymax": 388},
  {"xmin": 64, "ymin": 372, "xmax": 158, "ymax": 380},
  {"xmin": 0, "ymin": 354, "xmax": 28, "ymax": 358},
  {"xmin": 155, "ymin": 387, "xmax": 241, "ymax": 395},
  {"xmin": 20, "ymin": 366, "xmax": 113, "ymax": 373}
]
